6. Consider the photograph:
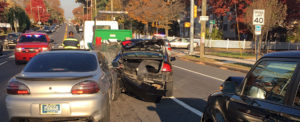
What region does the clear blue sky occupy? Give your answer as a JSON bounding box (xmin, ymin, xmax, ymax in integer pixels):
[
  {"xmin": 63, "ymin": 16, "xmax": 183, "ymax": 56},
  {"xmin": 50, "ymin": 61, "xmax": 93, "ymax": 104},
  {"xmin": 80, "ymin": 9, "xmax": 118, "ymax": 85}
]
[{"xmin": 60, "ymin": 0, "xmax": 80, "ymax": 19}]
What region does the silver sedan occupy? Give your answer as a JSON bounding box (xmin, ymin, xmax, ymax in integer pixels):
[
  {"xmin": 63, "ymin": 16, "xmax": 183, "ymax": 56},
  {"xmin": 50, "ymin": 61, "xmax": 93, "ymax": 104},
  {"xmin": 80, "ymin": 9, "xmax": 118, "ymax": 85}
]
[{"xmin": 6, "ymin": 50, "xmax": 113, "ymax": 122}]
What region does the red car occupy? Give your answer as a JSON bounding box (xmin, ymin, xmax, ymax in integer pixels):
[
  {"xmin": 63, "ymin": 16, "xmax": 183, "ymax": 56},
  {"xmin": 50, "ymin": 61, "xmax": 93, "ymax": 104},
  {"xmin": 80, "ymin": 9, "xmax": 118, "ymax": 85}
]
[{"xmin": 15, "ymin": 33, "xmax": 54, "ymax": 64}]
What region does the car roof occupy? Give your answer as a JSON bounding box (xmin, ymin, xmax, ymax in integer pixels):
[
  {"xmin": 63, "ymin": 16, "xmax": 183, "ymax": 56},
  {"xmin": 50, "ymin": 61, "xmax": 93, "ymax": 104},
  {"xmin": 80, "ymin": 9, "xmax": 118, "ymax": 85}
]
[
  {"xmin": 262, "ymin": 51, "xmax": 300, "ymax": 59},
  {"xmin": 22, "ymin": 32, "xmax": 47, "ymax": 35},
  {"xmin": 41, "ymin": 50, "xmax": 95, "ymax": 55}
]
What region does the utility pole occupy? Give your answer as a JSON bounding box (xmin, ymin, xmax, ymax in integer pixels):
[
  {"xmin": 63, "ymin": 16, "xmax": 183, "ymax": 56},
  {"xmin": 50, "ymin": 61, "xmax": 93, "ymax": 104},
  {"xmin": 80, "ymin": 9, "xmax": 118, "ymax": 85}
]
[
  {"xmin": 111, "ymin": 0, "xmax": 114, "ymax": 20},
  {"xmin": 200, "ymin": 0, "xmax": 207, "ymax": 58},
  {"xmin": 30, "ymin": 0, "xmax": 32, "ymax": 20},
  {"xmin": 189, "ymin": 0, "xmax": 194, "ymax": 55}
]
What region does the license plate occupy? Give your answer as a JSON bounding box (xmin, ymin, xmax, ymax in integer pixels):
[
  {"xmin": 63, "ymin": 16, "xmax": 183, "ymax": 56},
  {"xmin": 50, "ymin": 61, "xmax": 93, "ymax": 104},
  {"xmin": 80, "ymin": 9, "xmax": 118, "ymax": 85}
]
[{"xmin": 40, "ymin": 104, "xmax": 61, "ymax": 115}]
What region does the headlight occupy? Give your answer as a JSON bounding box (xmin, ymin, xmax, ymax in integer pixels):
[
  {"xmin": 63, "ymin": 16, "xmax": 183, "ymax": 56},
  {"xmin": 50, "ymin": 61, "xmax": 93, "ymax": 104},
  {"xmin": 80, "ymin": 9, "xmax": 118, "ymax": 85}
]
[
  {"xmin": 16, "ymin": 47, "xmax": 23, "ymax": 52},
  {"xmin": 41, "ymin": 47, "xmax": 48, "ymax": 51}
]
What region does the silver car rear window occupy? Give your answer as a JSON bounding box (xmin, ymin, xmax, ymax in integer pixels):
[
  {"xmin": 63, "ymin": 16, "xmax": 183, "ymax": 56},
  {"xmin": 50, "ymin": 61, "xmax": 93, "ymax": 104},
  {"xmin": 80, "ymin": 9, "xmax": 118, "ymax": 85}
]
[{"xmin": 24, "ymin": 53, "xmax": 98, "ymax": 72}]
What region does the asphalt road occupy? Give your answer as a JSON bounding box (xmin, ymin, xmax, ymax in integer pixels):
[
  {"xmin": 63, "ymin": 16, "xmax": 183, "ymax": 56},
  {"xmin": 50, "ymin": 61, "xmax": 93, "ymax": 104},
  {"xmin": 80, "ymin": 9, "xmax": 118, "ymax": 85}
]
[{"xmin": 0, "ymin": 24, "xmax": 245, "ymax": 122}]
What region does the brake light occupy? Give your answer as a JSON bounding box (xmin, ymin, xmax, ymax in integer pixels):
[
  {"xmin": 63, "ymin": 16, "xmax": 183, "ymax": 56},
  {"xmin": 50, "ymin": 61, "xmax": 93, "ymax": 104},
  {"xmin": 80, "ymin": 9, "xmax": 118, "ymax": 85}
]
[
  {"xmin": 162, "ymin": 63, "xmax": 172, "ymax": 72},
  {"xmin": 16, "ymin": 47, "xmax": 23, "ymax": 52},
  {"xmin": 41, "ymin": 47, "xmax": 48, "ymax": 51},
  {"xmin": 122, "ymin": 40, "xmax": 132, "ymax": 46},
  {"xmin": 168, "ymin": 43, "xmax": 172, "ymax": 51},
  {"xmin": 71, "ymin": 81, "xmax": 100, "ymax": 94},
  {"xmin": 7, "ymin": 81, "xmax": 30, "ymax": 95}
]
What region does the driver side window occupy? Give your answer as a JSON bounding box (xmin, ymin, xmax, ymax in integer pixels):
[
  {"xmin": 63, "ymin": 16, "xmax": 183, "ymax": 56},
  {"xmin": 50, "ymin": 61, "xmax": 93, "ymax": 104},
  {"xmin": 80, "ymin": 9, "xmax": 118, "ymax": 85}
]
[{"xmin": 243, "ymin": 60, "xmax": 297, "ymax": 104}]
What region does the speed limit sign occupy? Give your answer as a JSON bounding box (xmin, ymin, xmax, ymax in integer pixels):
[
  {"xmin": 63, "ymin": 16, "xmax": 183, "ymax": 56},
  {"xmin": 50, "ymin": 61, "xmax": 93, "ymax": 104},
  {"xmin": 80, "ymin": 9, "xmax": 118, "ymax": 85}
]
[{"xmin": 253, "ymin": 9, "xmax": 265, "ymax": 25}]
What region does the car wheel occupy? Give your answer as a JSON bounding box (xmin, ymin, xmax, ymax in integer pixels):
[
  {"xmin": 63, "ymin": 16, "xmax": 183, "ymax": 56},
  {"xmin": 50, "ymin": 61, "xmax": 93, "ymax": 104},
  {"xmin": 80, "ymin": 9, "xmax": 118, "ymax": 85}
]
[
  {"xmin": 15, "ymin": 60, "xmax": 21, "ymax": 65},
  {"xmin": 212, "ymin": 109, "xmax": 226, "ymax": 122},
  {"xmin": 111, "ymin": 70, "xmax": 121, "ymax": 101},
  {"xmin": 165, "ymin": 81, "xmax": 173, "ymax": 97}
]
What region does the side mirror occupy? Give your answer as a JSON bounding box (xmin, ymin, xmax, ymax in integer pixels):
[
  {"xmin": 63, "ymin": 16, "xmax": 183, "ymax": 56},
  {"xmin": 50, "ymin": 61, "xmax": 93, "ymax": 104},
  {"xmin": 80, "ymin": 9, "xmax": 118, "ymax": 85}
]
[
  {"xmin": 112, "ymin": 61, "xmax": 119, "ymax": 68},
  {"xmin": 170, "ymin": 57, "xmax": 176, "ymax": 61},
  {"xmin": 50, "ymin": 39, "xmax": 54, "ymax": 43},
  {"xmin": 221, "ymin": 76, "xmax": 244, "ymax": 94}
]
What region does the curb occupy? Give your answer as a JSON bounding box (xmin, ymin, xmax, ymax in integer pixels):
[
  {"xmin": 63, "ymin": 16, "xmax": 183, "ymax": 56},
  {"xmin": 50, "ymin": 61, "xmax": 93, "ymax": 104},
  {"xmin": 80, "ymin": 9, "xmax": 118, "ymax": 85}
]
[{"xmin": 179, "ymin": 56, "xmax": 250, "ymax": 73}]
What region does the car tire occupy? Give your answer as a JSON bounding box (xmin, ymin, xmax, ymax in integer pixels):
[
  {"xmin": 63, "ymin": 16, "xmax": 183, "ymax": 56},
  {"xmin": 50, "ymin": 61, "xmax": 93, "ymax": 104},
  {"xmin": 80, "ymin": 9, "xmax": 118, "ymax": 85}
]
[
  {"xmin": 165, "ymin": 81, "xmax": 173, "ymax": 97},
  {"xmin": 111, "ymin": 70, "xmax": 121, "ymax": 101},
  {"xmin": 15, "ymin": 60, "xmax": 22, "ymax": 65},
  {"xmin": 212, "ymin": 109, "xmax": 226, "ymax": 122}
]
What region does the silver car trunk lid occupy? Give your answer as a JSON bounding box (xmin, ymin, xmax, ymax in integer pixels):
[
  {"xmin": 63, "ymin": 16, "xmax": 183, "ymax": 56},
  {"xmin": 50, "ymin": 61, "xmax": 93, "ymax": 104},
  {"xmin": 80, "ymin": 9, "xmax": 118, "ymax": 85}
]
[{"xmin": 16, "ymin": 72, "xmax": 95, "ymax": 94}]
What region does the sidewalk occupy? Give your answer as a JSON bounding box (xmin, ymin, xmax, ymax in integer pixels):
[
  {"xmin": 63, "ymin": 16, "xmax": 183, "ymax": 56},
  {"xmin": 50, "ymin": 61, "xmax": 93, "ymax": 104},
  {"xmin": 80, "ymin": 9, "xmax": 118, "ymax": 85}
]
[
  {"xmin": 172, "ymin": 50, "xmax": 256, "ymax": 65},
  {"xmin": 204, "ymin": 55, "xmax": 256, "ymax": 65}
]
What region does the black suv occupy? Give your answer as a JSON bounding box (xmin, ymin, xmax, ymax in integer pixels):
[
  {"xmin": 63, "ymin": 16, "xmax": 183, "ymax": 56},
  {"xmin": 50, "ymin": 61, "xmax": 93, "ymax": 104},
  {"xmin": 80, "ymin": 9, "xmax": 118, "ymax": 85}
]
[
  {"xmin": 113, "ymin": 39, "xmax": 175, "ymax": 102},
  {"xmin": 202, "ymin": 51, "xmax": 300, "ymax": 122}
]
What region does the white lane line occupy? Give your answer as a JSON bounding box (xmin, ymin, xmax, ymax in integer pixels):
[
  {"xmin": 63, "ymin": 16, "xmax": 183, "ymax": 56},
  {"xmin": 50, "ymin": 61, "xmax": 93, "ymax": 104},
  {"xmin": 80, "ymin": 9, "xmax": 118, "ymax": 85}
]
[
  {"xmin": 169, "ymin": 96, "xmax": 203, "ymax": 117},
  {"xmin": 173, "ymin": 65, "xmax": 225, "ymax": 82},
  {"xmin": 0, "ymin": 61, "xmax": 8, "ymax": 66}
]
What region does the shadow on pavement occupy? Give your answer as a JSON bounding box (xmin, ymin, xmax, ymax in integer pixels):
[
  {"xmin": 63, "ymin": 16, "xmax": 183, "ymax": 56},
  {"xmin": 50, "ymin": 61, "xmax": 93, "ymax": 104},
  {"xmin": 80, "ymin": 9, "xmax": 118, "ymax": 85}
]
[{"xmin": 147, "ymin": 97, "xmax": 206, "ymax": 122}]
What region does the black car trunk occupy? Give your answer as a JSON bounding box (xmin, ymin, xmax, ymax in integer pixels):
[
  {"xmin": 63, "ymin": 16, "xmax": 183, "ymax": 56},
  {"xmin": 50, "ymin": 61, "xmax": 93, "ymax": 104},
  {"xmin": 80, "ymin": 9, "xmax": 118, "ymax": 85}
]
[{"xmin": 123, "ymin": 59, "xmax": 164, "ymax": 85}]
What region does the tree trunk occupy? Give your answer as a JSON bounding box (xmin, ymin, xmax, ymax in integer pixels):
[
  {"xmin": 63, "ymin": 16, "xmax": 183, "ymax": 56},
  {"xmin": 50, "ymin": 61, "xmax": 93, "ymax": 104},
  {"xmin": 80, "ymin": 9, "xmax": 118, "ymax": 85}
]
[
  {"xmin": 145, "ymin": 23, "xmax": 149, "ymax": 36},
  {"xmin": 165, "ymin": 27, "xmax": 169, "ymax": 37}
]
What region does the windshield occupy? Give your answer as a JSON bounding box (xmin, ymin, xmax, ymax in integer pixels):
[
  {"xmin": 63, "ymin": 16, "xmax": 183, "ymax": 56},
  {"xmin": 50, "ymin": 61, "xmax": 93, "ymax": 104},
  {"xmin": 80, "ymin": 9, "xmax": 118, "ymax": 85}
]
[
  {"xmin": 19, "ymin": 35, "xmax": 47, "ymax": 43},
  {"xmin": 24, "ymin": 53, "xmax": 98, "ymax": 72},
  {"xmin": 7, "ymin": 34, "xmax": 18, "ymax": 39},
  {"xmin": 44, "ymin": 26, "xmax": 50, "ymax": 30}
]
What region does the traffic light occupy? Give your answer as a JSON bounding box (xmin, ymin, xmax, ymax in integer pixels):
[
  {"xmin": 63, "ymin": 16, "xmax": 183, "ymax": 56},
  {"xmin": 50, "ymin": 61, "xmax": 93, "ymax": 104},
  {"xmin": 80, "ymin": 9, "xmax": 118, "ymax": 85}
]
[{"xmin": 194, "ymin": 5, "xmax": 197, "ymax": 18}]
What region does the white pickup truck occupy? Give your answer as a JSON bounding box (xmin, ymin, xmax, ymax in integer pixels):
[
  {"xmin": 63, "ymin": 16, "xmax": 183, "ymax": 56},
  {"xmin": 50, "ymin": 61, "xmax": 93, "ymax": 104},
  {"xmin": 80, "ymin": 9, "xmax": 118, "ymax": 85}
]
[{"xmin": 169, "ymin": 38, "xmax": 198, "ymax": 49}]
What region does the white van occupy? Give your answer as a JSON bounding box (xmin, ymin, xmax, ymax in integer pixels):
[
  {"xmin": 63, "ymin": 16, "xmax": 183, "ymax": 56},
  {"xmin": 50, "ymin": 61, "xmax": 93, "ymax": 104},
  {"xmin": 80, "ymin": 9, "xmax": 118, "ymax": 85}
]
[{"xmin": 83, "ymin": 21, "xmax": 119, "ymax": 49}]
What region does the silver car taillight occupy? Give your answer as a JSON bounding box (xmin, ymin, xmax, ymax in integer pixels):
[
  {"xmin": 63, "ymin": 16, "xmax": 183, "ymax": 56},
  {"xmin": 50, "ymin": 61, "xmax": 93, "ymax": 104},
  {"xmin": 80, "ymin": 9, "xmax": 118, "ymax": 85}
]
[
  {"xmin": 7, "ymin": 81, "xmax": 30, "ymax": 95},
  {"xmin": 71, "ymin": 81, "xmax": 100, "ymax": 94}
]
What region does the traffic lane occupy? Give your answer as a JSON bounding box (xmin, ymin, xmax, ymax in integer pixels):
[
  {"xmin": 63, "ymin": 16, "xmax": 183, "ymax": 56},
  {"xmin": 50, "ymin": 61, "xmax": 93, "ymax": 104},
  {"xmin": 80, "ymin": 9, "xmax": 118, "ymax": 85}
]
[
  {"xmin": 170, "ymin": 58, "xmax": 246, "ymax": 113},
  {"xmin": 67, "ymin": 25, "xmax": 83, "ymax": 41},
  {"xmin": 0, "ymin": 57, "xmax": 25, "ymax": 122},
  {"xmin": 49, "ymin": 24, "xmax": 66, "ymax": 48},
  {"xmin": 111, "ymin": 94, "xmax": 201, "ymax": 122},
  {"xmin": 173, "ymin": 59, "xmax": 245, "ymax": 81}
]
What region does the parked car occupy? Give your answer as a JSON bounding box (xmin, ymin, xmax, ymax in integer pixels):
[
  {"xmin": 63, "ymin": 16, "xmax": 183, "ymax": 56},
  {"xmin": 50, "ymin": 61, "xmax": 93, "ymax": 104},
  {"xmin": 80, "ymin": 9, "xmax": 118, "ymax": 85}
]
[
  {"xmin": 113, "ymin": 39, "xmax": 176, "ymax": 102},
  {"xmin": 14, "ymin": 32, "xmax": 54, "ymax": 64},
  {"xmin": 169, "ymin": 38, "xmax": 197, "ymax": 49},
  {"xmin": 50, "ymin": 26, "xmax": 56, "ymax": 33},
  {"xmin": 5, "ymin": 33, "xmax": 21, "ymax": 49},
  {"xmin": 202, "ymin": 51, "xmax": 300, "ymax": 122},
  {"xmin": 0, "ymin": 35, "xmax": 4, "ymax": 55},
  {"xmin": 43, "ymin": 26, "xmax": 51, "ymax": 33},
  {"xmin": 6, "ymin": 50, "xmax": 112, "ymax": 122}
]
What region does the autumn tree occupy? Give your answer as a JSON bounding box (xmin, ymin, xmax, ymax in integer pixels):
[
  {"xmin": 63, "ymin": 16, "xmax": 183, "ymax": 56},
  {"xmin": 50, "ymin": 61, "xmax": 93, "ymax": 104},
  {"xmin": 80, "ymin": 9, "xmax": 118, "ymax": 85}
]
[
  {"xmin": 7, "ymin": 6, "xmax": 31, "ymax": 32},
  {"xmin": 72, "ymin": 5, "xmax": 84, "ymax": 25},
  {"xmin": 25, "ymin": 0, "xmax": 50, "ymax": 24},
  {"xmin": 44, "ymin": 0, "xmax": 64, "ymax": 24},
  {"xmin": 126, "ymin": 0, "xmax": 184, "ymax": 36},
  {"xmin": 0, "ymin": 1, "xmax": 8, "ymax": 22},
  {"xmin": 245, "ymin": 0, "xmax": 287, "ymax": 56}
]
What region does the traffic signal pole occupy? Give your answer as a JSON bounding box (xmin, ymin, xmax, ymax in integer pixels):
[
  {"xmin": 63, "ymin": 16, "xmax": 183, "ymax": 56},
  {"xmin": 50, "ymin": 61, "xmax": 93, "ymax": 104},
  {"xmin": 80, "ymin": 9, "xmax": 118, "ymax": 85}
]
[
  {"xmin": 189, "ymin": 0, "xmax": 194, "ymax": 55},
  {"xmin": 200, "ymin": 0, "xmax": 207, "ymax": 58}
]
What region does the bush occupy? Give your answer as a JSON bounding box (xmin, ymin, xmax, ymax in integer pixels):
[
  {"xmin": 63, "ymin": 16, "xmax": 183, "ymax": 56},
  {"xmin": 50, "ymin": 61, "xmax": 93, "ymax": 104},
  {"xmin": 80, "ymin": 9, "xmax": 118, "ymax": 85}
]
[{"xmin": 206, "ymin": 27, "xmax": 223, "ymax": 40}]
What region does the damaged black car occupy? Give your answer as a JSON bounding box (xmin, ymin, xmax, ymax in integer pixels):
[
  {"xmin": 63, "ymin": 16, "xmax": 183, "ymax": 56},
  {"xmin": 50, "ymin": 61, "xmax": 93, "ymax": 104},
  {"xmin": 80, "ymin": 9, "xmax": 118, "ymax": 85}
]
[{"xmin": 113, "ymin": 39, "xmax": 175, "ymax": 102}]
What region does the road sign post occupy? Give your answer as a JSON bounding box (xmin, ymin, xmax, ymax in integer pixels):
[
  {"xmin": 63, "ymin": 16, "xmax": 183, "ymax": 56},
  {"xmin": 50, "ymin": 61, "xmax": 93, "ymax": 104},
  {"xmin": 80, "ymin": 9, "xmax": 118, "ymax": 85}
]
[{"xmin": 253, "ymin": 9, "xmax": 264, "ymax": 61}]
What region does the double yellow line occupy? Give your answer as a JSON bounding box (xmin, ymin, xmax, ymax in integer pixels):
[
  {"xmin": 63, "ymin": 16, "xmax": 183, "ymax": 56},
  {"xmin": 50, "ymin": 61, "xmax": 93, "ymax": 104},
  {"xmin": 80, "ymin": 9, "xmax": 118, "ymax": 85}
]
[{"xmin": 64, "ymin": 25, "xmax": 68, "ymax": 40}]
